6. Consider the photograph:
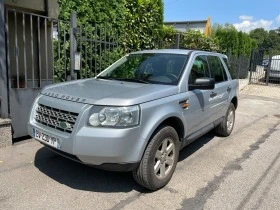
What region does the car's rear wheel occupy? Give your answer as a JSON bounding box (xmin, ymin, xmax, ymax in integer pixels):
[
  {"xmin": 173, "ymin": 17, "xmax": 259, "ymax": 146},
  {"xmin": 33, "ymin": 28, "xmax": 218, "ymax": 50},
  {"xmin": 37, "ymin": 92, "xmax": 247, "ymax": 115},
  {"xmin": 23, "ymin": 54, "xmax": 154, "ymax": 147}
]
[
  {"xmin": 215, "ymin": 103, "xmax": 235, "ymax": 137},
  {"xmin": 133, "ymin": 125, "xmax": 180, "ymax": 191}
]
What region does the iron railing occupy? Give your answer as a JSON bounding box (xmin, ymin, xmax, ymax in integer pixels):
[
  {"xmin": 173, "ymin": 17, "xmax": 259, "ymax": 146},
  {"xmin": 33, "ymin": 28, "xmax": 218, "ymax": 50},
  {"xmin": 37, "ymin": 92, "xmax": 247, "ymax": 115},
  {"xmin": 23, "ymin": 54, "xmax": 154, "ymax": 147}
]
[
  {"xmin": 5, "ymin": 8, "xmax": 71, "ymax": 88},
  {"xmin": 75, "ymin": 23, "xmax": 121, "ymax": 79},
  {"xmin": 249, "ymin": 49, "xmax": 280, "ymax": 86}
]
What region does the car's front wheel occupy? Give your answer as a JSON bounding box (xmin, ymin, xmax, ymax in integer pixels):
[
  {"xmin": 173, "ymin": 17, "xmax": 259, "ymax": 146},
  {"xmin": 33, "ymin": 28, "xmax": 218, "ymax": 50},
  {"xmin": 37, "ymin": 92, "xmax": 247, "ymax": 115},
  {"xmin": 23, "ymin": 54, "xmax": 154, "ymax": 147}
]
[{"xmin": 133, "ymin": 125, "xmax": 180, "ymax": 191}]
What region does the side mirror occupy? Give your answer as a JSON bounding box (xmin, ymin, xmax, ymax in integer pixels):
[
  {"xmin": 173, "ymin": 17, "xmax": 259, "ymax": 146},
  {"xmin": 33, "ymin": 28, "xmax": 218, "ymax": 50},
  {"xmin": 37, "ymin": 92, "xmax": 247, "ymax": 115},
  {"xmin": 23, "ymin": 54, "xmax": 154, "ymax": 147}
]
[{"xmin": 189, "ymin": 78, "xmax": 215, "ymax": 90}]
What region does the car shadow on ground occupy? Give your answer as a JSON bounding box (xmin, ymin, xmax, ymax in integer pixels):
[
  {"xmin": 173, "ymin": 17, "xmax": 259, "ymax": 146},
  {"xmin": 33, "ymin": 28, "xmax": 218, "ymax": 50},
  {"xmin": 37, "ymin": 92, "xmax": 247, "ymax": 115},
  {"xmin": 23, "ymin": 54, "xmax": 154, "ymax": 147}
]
[
  {"xmin": 178, "ymin": 131, "xmax": 216, "ymax": 162},
  {"xmin": 34, "ymin": 131, "xmax": 216, "ymax": 193}
]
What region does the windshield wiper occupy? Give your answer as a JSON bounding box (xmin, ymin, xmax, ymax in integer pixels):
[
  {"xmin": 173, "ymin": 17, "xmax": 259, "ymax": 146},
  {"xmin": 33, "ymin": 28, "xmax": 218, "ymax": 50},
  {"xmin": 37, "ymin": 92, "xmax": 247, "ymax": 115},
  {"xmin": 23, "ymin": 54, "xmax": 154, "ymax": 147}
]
[
  {"xmin": 113, "ymin": 78, "xmax": 150, "ymax": 84},
  {"xmin": 96, "ymin": 76, "xmax": 150, "ymax": 84},
  {"xmin": 96, "ymin": 76, "xmax": 113, "ymax": 80}
]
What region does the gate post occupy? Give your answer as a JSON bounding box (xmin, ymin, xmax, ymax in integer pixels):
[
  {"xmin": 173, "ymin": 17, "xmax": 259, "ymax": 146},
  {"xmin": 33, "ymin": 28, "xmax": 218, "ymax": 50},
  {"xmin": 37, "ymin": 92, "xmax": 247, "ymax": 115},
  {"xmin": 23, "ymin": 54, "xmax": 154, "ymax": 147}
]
[
  {"xmin": 265, "ymin": 49, "xmax": 272, "ymax": 85},
  {"xmin": 70, "ymin": 12, "xmax": 77, "ymax": 80},
  {"xmin": 248, "ymin": 49, "xmax": 254, "ymax": 84},
  {"xmin": 237, "ymin": 56, "xmax": 241, "ymax": 79},
  {"xmin": 175, "ymin": 33, "xmax": 180, "ymax": 49},
  {"xmin": 0, "ymin": 0, "xmax": 9, "ymax": 118}
]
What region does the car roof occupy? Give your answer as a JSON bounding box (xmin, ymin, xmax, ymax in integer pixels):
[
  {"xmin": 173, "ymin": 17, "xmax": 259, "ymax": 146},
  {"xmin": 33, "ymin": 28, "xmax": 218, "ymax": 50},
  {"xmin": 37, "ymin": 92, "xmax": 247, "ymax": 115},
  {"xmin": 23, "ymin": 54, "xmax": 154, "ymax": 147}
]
[
  {"xmin": 129, "ymin": 49, "xmax": 227, "ymax": 57},
  {"xmin": 272, "ymin": 55, "xmax": 280, "ymax": 59},
  {"xmin": 130, "ymin": 49, "xmax": 192, "ymax": 55}
]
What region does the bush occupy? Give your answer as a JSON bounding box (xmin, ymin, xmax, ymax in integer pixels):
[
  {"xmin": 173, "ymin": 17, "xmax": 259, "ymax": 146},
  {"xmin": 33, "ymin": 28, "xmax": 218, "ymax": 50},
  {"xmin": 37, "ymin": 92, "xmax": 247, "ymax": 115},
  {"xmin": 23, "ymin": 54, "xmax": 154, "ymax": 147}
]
[
  {"xmin": 180, "ymin": 30, "xmax": 219, "ymax": 51},
  {"xmin": 212, "ymin": 24, "xmax": 254, "ymax": 56},
  {"xmin": 58, "ymin": 0, "xmax": 126, "ymax": 31},
  {"xmin": 160, "ymin": 26, "xmax": 219, "ymax": 51},
  {"xmin": 124, "ymin": 0, "xmax": 164, "ymax": 51}
]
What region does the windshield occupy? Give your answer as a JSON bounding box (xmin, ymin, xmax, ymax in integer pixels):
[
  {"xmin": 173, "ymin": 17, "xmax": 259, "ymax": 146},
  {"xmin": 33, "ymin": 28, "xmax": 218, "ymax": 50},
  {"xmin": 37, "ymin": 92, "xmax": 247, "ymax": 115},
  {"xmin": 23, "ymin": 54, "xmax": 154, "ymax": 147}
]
[{"xmin": 97, "ymin": 53, "xmax": 188, "ymax": 85}]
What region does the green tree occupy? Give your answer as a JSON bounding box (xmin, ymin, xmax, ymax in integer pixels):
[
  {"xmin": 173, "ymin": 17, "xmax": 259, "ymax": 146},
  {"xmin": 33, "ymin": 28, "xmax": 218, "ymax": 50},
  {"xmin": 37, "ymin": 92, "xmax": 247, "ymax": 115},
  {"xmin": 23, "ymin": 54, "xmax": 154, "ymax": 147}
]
[
  {"xmin": 56, "ymin": 0, "xmax": 127, "ymax": 80},
  {"xmin": 56, "ymin": 0, "xmax": 165, "ymax": 80},
  {"xmin": 213, "ymin": 24, "xmax": 239, "ymax": 55},
  {"xmin": 58, "ymin": 0, "xmax": 164, "ymax": 52},
  {"xmin": 267, "ymin": 30, "xmax": 280, "ymax": 54},
  {"xmin": 237, "ymin": 31, "xmax": 254, "ymax": 56},
  {"xmin": 160, "ymin": 25, "xmax": 178, "ymax": 48},
  {"xmin": 160, "ymin": 26, "xmax": 219, "ymax": 51},
  {"xmin": 180, "ymin": 30, "xmax": 219, "ymax": 51},
  {"xmin": 58, "ymin": 0, "xmax": 126, "ymax": 30},
  {"xmin": 212, "ymin": 24, "xmax": 254, "ymax": 56},
  {"xmin": 249, "ymin": 28, "xmax": 269, "ymax": 49},
  {"xmin": 124, "ymin": 0, "xmax": 164, "ymax": 51},
  {"xmin": 249, "ymin": 28, "xmax": 280, "ymax": 54}
]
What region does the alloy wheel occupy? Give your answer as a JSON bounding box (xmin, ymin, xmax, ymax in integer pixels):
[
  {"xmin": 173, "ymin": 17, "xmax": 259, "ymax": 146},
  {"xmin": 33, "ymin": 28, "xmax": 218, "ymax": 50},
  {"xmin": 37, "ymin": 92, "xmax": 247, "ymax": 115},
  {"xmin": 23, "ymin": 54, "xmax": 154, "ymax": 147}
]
[
  {"xmin": 154, "ymin": 138, "xmax": 176, "ymax": 179},
  {"xmin": 227, "ymin": 109, "xmax": 234, "ymax": 131}
]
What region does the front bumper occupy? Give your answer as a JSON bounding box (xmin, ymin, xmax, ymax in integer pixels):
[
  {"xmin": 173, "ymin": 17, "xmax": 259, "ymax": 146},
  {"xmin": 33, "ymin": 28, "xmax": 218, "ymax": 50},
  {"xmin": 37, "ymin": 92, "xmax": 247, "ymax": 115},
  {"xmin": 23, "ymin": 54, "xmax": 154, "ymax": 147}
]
[
  {"xmin": 43, "ymin": 145, "xmax": 140, "ymax": 171},
  {"xmin": 28, "ymin": 95, "xmax": 145, "ymax": 171}
]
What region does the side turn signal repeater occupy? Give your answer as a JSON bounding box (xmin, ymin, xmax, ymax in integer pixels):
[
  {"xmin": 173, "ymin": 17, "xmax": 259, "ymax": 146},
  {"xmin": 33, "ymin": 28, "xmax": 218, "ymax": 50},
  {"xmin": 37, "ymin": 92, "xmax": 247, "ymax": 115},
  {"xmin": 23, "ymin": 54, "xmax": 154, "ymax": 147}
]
[{"xmin": 179, "ymin": 100, "xmax": 189, "ymax": 109}]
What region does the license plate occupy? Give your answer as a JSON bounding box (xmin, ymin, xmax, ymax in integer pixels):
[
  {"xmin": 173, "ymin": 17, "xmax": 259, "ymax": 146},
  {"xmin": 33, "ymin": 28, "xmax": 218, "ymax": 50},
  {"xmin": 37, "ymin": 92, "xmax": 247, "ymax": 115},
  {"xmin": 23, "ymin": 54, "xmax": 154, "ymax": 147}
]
[{"xmin": 33, "ymin": 128, "xmax": 61, "ymax": 149}]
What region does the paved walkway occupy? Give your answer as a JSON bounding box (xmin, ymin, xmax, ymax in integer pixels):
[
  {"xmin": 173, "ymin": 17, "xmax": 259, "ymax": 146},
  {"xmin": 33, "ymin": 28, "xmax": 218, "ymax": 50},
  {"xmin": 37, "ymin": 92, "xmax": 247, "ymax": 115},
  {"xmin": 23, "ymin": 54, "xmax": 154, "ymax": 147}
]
[{"xmin": 241, "ymin": 84, "xmax": 280, "ymax": 99}]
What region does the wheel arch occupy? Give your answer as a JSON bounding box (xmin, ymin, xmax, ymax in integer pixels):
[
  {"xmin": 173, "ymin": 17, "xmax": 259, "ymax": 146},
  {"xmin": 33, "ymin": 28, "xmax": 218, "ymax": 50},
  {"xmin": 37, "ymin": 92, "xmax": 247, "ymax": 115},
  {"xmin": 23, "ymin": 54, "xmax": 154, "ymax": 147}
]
[
  {"xmin": 231, "ymin": 96, "xmax": 238, "ymax": 109},
  {"xmin": 144, "ymin": 116, "xmax": 185, "ymax": 147},
  {"xmin": 159, "ymin": 117, "xmax": 185, "ymax": 140}
]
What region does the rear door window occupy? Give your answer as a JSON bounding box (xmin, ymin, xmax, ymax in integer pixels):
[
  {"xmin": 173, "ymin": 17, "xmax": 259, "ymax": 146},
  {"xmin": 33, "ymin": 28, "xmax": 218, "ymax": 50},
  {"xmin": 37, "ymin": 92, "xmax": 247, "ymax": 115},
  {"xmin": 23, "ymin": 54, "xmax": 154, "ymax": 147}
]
[{"xmin": 207, "ymin": 56, "xmax": 228, "ymax": 83}]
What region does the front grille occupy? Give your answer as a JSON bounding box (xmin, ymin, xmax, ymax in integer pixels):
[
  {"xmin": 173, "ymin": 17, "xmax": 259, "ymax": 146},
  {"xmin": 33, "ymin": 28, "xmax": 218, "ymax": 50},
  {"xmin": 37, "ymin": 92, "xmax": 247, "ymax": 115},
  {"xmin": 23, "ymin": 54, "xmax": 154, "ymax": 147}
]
[{"xmin": 35, "ymin": 104, "xmax": 79, "ymax": 133}]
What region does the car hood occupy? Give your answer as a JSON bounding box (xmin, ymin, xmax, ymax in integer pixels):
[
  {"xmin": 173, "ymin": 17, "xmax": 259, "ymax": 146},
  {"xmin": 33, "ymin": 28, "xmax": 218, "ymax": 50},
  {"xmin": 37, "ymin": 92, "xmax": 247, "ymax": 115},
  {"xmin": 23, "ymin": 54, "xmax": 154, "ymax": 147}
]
[{"xmin": 40, "ymin": 79, "xmax": 179, "ymax": 106}]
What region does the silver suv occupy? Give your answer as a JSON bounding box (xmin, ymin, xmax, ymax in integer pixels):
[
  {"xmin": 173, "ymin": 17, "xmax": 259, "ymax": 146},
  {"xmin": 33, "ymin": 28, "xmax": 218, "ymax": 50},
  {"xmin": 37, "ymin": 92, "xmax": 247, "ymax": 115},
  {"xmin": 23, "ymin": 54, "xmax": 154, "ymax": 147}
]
[{"xmin": 28, "ymin": 49, "xmax": 238, "ymax": 190}]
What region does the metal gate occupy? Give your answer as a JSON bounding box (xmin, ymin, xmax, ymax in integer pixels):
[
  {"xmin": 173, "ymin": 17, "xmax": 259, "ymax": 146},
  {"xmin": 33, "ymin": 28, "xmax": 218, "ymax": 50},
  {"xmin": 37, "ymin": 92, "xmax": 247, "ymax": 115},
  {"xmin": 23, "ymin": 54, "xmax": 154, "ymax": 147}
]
[
  {"xmin": 4, "ymin": 8, "xmax": 121, "ymax": 138},
  {"xmin": 249, "ymin": 49, "xmax": 280, "ymax": 86},
  {"xmin": 4, "ymin": 8, "xmax": 71, "ymax": 138},
  {"xmin": 69, "ymin": 13, "xmax": 121, "ymax": 80}
]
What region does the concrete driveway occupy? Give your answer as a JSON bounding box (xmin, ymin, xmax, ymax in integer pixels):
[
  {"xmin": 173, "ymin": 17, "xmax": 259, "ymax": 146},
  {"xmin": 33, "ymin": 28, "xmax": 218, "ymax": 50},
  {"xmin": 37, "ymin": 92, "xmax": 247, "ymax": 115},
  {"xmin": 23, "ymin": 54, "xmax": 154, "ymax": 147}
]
[{"xmin": 0, "ymin": 94, "xmax": 280, "ymax": 210}]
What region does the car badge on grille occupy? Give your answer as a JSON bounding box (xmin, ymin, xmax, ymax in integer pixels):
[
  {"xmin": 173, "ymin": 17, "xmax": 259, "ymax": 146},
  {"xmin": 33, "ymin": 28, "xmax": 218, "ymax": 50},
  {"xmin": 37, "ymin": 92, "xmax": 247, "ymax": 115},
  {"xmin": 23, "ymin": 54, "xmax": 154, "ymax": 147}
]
[{"xmin": 58, "ymin": 121, "xmax": 71, "ymax": 130}]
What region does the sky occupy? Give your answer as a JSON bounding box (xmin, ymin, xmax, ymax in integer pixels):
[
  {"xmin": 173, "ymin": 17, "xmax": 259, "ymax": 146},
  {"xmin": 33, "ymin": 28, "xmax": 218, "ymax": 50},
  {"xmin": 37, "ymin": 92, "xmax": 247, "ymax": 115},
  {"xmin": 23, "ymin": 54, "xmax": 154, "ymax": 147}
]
[{"xmin": 164, "ymin": 0, "xmax": 280, "ymax": 32}]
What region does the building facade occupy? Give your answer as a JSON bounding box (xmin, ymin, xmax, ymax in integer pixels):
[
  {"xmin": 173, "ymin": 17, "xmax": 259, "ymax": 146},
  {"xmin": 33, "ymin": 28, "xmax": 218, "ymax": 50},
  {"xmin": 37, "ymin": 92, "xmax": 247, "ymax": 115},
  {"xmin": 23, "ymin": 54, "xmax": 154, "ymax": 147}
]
[{"xmin": 164, "ymin": 17, "xmax": 211, "ymax": 37}]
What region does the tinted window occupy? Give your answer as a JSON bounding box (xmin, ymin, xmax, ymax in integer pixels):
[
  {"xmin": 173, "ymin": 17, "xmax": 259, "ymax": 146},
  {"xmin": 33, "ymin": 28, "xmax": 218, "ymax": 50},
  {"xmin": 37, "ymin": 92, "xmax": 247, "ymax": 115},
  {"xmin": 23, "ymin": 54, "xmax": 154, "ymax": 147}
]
[
  {"xmin": 207, "ymin": 56, "xmax": 228, "ymax": 83},
  {"xmin": 99, "ymin": 53, "xmax": 188, "ymax": 85},
  {"xmin": 188, "ymin": 55, "xmax": 210, "ymax": 84},
  {"xmin": 222, "ymin": 58, "xmax": 236, "ymax": 79}
]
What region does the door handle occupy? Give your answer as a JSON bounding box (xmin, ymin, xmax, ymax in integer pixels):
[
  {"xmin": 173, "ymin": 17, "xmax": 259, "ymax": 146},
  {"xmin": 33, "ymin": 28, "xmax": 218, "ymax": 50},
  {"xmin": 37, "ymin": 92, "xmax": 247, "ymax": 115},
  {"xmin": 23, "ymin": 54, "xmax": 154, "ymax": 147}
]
[
  {"xmin": 210, "ymin": 92, "xmax": 217, "ymax": 98},
  {"xmin": 227, "ymin": 87, "xmax": 232, "ymax": 92}
]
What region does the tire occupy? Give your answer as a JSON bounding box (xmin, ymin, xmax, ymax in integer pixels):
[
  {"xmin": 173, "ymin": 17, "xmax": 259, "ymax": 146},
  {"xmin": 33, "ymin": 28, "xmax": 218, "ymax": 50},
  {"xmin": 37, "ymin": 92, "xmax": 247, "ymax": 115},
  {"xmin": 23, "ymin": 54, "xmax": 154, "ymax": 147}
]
[
  {"xmin": 133, "ymin": 125, "xmax": 180, "ymax": 191},
  {"xmin": 215, "ymin": 102, "xmax": 235, "ymax": 137}
]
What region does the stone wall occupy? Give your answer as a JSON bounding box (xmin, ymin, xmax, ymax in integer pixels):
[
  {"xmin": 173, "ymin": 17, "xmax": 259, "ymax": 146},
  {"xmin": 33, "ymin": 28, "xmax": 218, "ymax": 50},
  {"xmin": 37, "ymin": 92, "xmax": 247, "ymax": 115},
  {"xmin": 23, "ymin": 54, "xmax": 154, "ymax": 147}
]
[{"xmin": 0, "ymin": 118, "xmax": 12, "ymax": 147}]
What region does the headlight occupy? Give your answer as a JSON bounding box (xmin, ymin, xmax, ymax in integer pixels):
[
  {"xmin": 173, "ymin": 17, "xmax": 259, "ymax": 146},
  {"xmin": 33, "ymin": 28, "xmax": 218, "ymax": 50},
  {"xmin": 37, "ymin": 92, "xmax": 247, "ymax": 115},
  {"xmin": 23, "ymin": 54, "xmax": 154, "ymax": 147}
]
[{"xmin": 88, "ymin": 105, "xmax": 140, "ymax": 127}]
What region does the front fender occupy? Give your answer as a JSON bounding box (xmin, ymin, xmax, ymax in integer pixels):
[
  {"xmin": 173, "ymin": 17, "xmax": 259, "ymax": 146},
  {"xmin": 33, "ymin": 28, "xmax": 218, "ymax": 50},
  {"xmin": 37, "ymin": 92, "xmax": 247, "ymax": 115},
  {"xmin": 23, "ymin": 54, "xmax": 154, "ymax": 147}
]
[{"xmin": 139, "ymin": 94, "xmax": 188, "ymax": 149}]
